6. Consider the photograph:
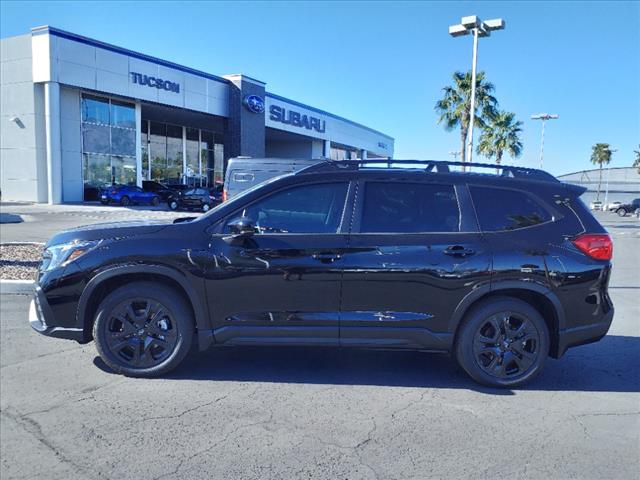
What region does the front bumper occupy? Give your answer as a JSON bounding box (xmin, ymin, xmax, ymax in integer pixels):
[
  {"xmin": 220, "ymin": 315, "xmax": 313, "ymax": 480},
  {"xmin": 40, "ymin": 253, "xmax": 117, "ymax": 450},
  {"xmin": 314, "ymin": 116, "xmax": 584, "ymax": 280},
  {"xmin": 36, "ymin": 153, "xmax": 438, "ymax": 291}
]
[
  {"xmin": 29, "ymin": 286, "xmax": 85, "ymax": 342},
  {"xmin": 556, "ymin": 307, "xmax": 614, "ymax": 357}
]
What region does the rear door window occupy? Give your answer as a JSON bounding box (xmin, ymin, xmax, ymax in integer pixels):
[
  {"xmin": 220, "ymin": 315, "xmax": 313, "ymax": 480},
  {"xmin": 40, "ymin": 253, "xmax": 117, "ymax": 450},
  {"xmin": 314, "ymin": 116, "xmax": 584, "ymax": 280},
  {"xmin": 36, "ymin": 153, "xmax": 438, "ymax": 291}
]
[
  {"xmin": 469, "ymin": 186, "xmax": 552, "ymax": 231},
  {"xmin": 359, "ymin": 182, "xmax": 461, "ymax": 233}
]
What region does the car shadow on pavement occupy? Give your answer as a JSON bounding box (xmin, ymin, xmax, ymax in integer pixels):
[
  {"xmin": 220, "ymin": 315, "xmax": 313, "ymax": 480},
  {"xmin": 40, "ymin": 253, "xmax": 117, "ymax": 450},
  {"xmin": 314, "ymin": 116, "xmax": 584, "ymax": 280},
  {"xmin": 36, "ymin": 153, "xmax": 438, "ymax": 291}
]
[{"xmin": 93, "ymin": 334, "xmax": 640, "ymax": 394}]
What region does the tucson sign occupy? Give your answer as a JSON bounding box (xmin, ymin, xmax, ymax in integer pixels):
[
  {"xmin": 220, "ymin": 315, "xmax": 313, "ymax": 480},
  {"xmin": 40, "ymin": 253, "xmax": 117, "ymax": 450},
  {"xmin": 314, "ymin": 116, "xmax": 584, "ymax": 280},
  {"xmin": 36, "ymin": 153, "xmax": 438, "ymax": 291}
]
[{"xmin": 130, "ymin": 72, "xmax": 180, "ymax": 93}]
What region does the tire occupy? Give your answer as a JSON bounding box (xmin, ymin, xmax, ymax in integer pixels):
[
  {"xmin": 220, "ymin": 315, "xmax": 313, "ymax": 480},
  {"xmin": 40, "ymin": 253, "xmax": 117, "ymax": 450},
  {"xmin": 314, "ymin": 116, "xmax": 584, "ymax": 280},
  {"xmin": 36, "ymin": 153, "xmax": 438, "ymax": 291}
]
[
  {"xmin": 202, "ymin": 203, "xmax": 210, "ymax": 212},
  {"xmin": 120, "ymin": 195, "xmax": 131, "ymax": 207},
  {"xmin": 92, "ymin": 282, "xmax": 194, "ymax": 378},
  {"xmin": 455, "ymin": 296, "xmax": 550, "ymax": 388},
  {"xmin": 100, "ymin": 199, "xmax": 110, "ymax": 205},
  {"xmin": 151, "ymin": 196, "xmax": 159, "ymax": 206},
  {"xmin": 616, "ymin": 208, "xmax": 627, "ymax": 217},
  {"xmin": 169, "ymin": 200, "xmax": 179, "ymax": 211}
]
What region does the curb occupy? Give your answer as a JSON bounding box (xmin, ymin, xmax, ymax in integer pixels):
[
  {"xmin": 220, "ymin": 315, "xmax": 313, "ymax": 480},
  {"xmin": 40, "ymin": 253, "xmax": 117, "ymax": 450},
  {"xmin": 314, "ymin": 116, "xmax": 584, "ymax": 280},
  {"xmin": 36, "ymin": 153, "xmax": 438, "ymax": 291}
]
[{"xmin": 0, "ymin": 280, "xmax": 35, "ymax": 295}]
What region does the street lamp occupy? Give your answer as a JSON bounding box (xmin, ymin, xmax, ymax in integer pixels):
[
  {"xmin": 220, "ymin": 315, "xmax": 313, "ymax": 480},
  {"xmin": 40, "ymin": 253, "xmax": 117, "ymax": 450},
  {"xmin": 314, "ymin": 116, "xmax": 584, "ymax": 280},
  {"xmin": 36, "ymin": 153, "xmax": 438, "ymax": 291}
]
[
  {"xmin": 449, "ymin": 15, "xmax": 505, "ymax": 167},
  {"xmin": 531, "ymin": 113, "xmax": 559, "ymax": 169}
]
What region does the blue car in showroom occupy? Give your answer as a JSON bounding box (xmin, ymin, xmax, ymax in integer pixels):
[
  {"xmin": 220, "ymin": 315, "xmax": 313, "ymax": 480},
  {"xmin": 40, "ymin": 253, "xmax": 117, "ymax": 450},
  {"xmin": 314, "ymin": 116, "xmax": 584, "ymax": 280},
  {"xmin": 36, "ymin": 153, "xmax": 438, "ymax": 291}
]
[{"xmin": 100, "ymin": 185, "xmax": 161, "ymax": 206}]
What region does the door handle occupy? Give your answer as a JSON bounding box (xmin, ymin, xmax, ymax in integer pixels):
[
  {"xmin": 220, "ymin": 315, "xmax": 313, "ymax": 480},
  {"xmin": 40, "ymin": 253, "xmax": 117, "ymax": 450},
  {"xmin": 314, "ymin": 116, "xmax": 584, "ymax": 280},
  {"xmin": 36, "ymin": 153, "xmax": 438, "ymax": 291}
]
[
  {"xmin": 443, "ymin": 245, "xmax": 476, "ymax": 257},
  {"xmin": 312, "ymin": 253, "xmax": 342, "ymax": 263}
]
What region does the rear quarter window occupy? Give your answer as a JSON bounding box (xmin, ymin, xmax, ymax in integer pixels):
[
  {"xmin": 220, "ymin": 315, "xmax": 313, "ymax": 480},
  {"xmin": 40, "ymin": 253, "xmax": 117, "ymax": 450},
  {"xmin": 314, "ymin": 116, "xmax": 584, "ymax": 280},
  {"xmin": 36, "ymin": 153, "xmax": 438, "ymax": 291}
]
[{"xmin": 469, "ymin": 186, "xmax": 552, "ymax": 232}]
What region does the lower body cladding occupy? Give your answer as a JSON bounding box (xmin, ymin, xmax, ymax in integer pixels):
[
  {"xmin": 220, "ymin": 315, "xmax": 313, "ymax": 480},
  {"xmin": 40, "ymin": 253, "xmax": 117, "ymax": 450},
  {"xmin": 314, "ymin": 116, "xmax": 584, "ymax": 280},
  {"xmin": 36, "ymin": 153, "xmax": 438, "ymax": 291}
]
[
  {"xmin": 29, "ymin": 286, "xmax": 85, "ymax": 342},
  {"xmin": 30, "ymin": 289, "xmax": 614, "ymax": 358}
]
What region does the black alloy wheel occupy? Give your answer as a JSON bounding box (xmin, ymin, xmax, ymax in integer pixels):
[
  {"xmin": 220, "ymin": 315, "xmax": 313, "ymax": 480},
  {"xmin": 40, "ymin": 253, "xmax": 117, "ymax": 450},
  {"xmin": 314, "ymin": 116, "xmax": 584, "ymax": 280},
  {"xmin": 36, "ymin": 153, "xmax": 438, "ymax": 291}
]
[
  {"xmin": 93, "ymin": 282, "xmax": 194, "ymax": 377},
  {"xmin": 169, "ymin": 200, "xmax": 179, "ymax": 211},
  {"xmin": 472, "ymin": 312, "xmax": 540, "ymax": 378},
  {"xmin": 120, "ymin": 195, "xmax": 131, "ymax": 206},
  {"xmin": 617, "ymin": 208, "xmax": 627, "ymax": 217},
  {"xmin": 455, "ymin": 297, "xmax": 549, "ymax": 388},
  {"xmin": 151, "ymin": 196, "xmax": 160, "ymax": 206}
]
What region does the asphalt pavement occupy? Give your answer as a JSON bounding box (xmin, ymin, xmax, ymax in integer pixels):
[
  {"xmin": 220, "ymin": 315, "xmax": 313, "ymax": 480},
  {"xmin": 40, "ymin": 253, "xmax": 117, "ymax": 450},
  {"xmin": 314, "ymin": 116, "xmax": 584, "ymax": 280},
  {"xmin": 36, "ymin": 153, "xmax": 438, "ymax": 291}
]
[{"xmin": 0, "ymin": 207, "xmax": 638, "ymax": 479}]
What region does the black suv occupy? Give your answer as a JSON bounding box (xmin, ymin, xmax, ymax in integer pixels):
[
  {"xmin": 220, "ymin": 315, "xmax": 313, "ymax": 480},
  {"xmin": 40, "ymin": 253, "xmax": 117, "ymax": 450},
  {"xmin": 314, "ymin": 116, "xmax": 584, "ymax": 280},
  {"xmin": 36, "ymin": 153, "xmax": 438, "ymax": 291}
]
[
  {"xmin": 30, "ymin": 160, "xmax": 614, "ymax": 387},
  {"xmin": 167, "ymin": 187, "xmax": 220, "ymax": 212}
]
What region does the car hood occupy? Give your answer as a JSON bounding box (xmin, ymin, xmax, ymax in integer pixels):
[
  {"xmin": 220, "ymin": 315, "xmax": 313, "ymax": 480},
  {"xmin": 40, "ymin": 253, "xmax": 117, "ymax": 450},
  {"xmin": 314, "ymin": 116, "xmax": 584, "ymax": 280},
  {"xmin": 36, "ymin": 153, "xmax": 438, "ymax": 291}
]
[{"xmin": 45, "ymin": 220, "xmax": 171, "ymax": 247}]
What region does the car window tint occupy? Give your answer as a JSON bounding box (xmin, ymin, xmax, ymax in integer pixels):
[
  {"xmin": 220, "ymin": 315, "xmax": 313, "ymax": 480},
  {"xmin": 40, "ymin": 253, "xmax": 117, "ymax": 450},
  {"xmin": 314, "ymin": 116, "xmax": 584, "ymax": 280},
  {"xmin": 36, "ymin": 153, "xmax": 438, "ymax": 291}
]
[
  {"xmin": 470, "ymin": 186, "xmax": 552, "ymax": 231},
  {"xmin": 231, "ymin": 182, "xmax": 349, "ymax": 234},
  {"xmin": 361, "ymin": 182, "xmax": 460, "ymax": 233}
]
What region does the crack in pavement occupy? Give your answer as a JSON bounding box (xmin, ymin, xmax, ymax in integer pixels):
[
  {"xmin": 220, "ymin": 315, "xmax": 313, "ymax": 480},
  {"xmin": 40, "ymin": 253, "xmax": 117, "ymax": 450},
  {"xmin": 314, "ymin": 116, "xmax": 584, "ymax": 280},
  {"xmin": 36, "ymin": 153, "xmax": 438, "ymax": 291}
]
[
  {"xmin": 151, "ymin": 407, "xmax": 275, "ymax": 480},
  {"xmin": 136, "ymin": 393, "xmax": 231, "ymax": 423},
  {"xmin": 1, "ymin": 408, "xmax": 104, "ymax": 480}
]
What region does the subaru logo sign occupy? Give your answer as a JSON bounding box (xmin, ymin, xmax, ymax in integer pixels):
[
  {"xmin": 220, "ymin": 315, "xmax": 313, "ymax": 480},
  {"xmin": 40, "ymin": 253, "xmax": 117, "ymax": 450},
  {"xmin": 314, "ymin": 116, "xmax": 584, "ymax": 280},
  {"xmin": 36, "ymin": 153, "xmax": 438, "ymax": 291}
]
[{"xmin": 243, "ymin": 95, "xmax": 265, "ymax": 114}]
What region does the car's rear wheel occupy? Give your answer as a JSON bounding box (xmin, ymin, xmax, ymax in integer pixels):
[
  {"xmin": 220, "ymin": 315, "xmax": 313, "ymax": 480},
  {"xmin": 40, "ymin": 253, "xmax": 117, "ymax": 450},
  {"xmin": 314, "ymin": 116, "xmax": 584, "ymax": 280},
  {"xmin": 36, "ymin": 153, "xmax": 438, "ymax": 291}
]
[
  {"xmin": 455, "ymin": 297, "xmax": 549, "ymax": 388},
  {"xmin": 202, "ymin": 203, "xmax": 210, "ymax": 212},
  {"xmin": 151, "ymin": 196, "xmax": 159, "ymax": 206},
  {"xmin": 616, "ymin": 208, "xmax": 627, "ymax": 217},
  {"xmin": 169, "ymin": 200, "xmax": 178, "ymax": 211},
  {"xmin": 92, "ymin": 282, "xmax": 194, "ymax": 377},
  {"xmin": 120, "ymin": 195, "xmax": 131, "ymax": 207}
]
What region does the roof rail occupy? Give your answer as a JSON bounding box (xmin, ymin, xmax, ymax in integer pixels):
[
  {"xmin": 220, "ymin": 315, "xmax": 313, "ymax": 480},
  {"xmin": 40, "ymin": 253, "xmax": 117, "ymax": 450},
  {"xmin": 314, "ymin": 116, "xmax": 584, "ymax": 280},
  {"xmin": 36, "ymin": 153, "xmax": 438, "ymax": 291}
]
[{"xmin": 299, "ymin": 159, "xmax": 559, "ymax": 183}]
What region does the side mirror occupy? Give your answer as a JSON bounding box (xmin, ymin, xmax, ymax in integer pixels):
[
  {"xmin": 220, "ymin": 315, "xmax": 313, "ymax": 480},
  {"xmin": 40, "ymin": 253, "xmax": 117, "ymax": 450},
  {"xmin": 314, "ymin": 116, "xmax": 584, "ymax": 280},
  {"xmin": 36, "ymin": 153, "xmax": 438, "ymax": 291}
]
[{"xmin": 227, "ymin": 217, "xmax": 256, "ymax": 237}]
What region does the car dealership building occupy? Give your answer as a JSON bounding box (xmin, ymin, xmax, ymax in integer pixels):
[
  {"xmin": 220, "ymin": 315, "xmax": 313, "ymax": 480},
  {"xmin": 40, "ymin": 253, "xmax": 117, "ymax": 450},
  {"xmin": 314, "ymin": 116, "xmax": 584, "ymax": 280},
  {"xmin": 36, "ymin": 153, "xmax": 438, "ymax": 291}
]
[{"xmin": 1, "ymin": 26, "xmax": 394, "ymax": 203}]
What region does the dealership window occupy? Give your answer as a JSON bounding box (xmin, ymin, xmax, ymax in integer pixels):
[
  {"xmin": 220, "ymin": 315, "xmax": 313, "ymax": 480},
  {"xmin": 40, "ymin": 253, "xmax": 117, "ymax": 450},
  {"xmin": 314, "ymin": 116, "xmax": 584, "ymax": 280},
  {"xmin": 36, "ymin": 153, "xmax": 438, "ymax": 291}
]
[
  {"xmin": 201, "ymin": 130, "xmax": 224, "ymax": 186},
  {"xmin": 143, "ymin": 122, "xmax": 224, "ymax": 187},
  {"xmin": 330, "ymin": 143, "xmax": 359, "ymax": 161},
  {"xmin": 82, "ymin": 95, "xmax": 137, "ymax": 197}
]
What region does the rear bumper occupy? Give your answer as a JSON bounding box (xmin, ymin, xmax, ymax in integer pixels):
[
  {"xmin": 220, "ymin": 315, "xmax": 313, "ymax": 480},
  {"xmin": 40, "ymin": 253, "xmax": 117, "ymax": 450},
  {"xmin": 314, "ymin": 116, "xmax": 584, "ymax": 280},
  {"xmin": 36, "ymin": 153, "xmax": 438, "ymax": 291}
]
[
  {"xmin": 29, "ymin": 286, "xmax": 85, "ymax": 342},
  {"xmin": 556, "ymin": 308, "xmax": 614, "ymax": 357}
]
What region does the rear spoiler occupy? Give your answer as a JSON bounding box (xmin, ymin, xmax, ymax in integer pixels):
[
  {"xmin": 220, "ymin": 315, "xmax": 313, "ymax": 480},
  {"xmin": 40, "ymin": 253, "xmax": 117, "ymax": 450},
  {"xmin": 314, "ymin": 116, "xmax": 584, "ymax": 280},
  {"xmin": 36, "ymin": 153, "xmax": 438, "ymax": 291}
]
[{"xmin": 561, "ymin": 182, "xmax": 588, "ymax": 196}]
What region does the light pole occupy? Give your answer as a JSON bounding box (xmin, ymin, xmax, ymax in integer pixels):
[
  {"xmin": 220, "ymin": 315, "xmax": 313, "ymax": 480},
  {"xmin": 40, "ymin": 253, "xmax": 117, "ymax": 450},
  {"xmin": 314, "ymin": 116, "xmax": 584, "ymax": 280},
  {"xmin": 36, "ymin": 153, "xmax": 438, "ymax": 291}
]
[
  {"xmin": 603, "ymin": 148, "xmax": 618, "ymax": 208},
  {"xmin": 449, "ymin": 16, "xmax": 505, "ymax": 168},
  {"xmin": 531, "ymin": 113, "xmax": 559, "ymax": 169}
]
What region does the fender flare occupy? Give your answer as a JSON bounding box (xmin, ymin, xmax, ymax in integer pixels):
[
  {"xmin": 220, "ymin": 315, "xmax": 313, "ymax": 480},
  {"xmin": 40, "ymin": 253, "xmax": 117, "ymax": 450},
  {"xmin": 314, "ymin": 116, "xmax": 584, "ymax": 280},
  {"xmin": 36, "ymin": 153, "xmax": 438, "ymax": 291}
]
[
  {"xmin": 448, "ymin": 280, "xmax": 566, "ymax": 334},
  {"xmin": 76, "ymin": 264, "xmax": 212, "ymax": 349}
]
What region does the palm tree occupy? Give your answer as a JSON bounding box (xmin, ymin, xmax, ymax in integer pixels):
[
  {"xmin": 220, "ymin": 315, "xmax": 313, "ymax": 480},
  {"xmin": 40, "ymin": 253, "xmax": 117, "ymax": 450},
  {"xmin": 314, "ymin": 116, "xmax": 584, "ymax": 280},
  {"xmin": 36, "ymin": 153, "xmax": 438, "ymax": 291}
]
[
  {"xmin": 633, "ymin": 145, "xmax": 640, "ymax": 174},
  {"xmin": 476, "ymin": 111, "xmax": 523, "ymax": 166},
  {"xmin": 435, "ymin": 71, "xmax": 498, "ymax": 165},
  {"xmin": 590, "ymin": 143, "xmax": 613, "ymax": 201}
]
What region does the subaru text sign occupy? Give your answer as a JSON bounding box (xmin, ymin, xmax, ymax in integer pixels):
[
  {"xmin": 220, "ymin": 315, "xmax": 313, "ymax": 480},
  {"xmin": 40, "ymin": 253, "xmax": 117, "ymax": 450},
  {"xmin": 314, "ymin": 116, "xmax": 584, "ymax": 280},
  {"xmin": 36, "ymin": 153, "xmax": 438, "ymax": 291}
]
[
  {"xmin": 130, "ymin": 72, "xmax": 180, "ymax": 93},
  {"xmin": 243, "ymin": 95, "xmax": 265, "ymax": 114},
  {"xmin": 269, "ymin": 105, "xmax": 326, "ymax": 133}
]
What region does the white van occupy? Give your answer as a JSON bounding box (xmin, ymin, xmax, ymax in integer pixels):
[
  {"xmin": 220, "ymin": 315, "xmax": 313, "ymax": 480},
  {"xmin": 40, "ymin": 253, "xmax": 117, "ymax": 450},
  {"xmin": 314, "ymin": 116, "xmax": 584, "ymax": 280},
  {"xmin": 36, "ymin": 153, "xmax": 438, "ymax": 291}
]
[{"xmin": 223, "ymin": 157, "xmax": 323, "ymax": 200}]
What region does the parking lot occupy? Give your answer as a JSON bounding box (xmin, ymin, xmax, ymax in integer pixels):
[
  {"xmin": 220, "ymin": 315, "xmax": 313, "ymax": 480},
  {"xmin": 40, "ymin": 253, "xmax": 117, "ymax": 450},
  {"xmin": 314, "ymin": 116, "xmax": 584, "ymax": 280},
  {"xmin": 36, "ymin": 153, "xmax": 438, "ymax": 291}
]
[{"xmin": 1, "ymin": 206, "xmax": 638, "ymax": 479}]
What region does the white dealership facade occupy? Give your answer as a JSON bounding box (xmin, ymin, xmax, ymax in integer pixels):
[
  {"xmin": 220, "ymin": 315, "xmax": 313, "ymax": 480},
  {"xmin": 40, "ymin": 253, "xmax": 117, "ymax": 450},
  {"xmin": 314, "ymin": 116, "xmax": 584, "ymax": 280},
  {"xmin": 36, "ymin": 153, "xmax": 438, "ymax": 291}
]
[{"xmin": 1, "ymin": 26, "xmax": 394, "ymax": 203}]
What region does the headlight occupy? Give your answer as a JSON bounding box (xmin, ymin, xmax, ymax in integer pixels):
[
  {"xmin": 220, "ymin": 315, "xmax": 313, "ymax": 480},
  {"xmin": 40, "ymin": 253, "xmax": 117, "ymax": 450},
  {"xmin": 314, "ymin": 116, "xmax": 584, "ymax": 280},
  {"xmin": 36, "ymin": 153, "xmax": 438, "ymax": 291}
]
[{"xmin": 41, "ymin": 240, "xmax": 102, "ymax": 272}]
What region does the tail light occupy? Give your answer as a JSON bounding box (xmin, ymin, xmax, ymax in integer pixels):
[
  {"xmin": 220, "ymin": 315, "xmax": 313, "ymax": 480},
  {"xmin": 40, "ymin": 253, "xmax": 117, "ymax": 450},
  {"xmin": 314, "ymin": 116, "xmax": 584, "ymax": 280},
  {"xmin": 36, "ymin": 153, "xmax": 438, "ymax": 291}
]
[
  {"xmin": 572, "ymin": 234, "xmax": 612, "ymax": 260},
  {"xmin": 222, "ymin": 189, "xmax": 228, "ymax": 202}
]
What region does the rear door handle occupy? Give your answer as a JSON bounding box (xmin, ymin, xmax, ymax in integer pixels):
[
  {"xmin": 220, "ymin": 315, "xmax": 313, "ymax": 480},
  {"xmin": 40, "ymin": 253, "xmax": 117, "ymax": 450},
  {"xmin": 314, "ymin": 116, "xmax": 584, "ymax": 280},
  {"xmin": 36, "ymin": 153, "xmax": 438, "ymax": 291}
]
[
  {"xmin": 443, "ymin": 245, "xmax": 476, "ymax": 257},
  {"xmin": 312, "ymin": 253, "xmax": 342, "ymax": 263}
]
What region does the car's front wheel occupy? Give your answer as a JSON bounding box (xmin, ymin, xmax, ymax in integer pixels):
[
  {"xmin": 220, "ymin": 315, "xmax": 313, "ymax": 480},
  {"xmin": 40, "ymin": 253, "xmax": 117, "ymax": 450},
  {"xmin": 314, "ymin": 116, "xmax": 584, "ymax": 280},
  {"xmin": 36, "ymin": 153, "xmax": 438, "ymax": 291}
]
[
  {"xmin": 455, "ymin": 297, "xmax": 549, "ymax": 388},
  {"xmin": 168, "ymin": 200, "xmax": 179, "ymax": 211},
  {"xmin": 92, "ymin": 282, "xmax": 194, "ymax": 377},
  {"xmin": 120, "ymin": 195, "xmax": 131, "ymax": 207},
  {"xmin": 616, "ymin": 208, "xmax": 627, "ymax": 217},
  {"xmin": 151, "ymin": 196, "xmax": 159, "ymax": 206}
]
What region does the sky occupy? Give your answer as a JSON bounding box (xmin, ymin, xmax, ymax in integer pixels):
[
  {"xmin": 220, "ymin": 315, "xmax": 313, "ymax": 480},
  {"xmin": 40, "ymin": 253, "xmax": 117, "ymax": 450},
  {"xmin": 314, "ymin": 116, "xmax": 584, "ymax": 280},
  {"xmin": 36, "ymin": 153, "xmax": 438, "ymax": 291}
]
[{"xmin": 1, "ymin": 0, "xmax": 638, "ymax": 176}]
